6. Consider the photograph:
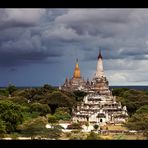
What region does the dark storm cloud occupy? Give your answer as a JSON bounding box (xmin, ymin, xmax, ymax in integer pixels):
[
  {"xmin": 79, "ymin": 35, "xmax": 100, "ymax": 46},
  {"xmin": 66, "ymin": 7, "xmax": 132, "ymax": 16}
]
[
  {"xmin": 55, "ymin": 9, "xmax": 148, "ymax": 61},
  {"xmin": 1, "ymin": 9, "xmax": 148, "ymax": 66},
  {"xmin": 9, "ymin": 68, "xmax": 17, "ymax": 72},
  {"xmin": 0, "ymin": 43, "xmax": 63, "ymax": 67},
  {"xmin": 0, "ymin": 9, "xmax": 68, "ymax": 67},
  {"xmin": 1, "ymin": 9, "xmax": 148, "ymax": 85}
]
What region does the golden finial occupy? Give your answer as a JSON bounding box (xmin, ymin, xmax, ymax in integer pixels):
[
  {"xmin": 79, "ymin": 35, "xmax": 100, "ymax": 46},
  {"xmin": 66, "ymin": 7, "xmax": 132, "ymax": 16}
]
[{"xmin": 73, "ymin": 58, "xmax": 81, "ymax": 78}]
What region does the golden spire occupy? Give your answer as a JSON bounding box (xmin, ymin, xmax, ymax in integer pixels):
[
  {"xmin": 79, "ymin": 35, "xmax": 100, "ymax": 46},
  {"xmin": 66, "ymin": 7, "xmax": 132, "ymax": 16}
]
[{"xmin": 73, "ymin": 58, "xmax": 81, "ymax": 78}]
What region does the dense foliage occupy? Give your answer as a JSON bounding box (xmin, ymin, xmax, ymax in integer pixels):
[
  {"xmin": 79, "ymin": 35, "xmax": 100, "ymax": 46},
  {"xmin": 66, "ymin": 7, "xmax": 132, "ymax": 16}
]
[
  {"xmin": 0, "ymin": 100, "xmax": 23, "ymax": 133},
  {"xmin": 54, "ymin": 107, "xmax": 71, "ymax": 121},
  {"xmin": 125, "ymin": 105, "xmax": 148, "ymax": 136},
  {"xmin": 0, "ymin": 84, "xmax": 76, "ymax": 137},
  {"xmin": 112, "ymin": 88, "xmax": 148, "ymax": 116},
  {"xmin": 17, "ymin": 116, "xmax": 62, "ymax": 139},
  {"xmin": 17, "ymin": 116, "xmax": 48, "ymax": 136},
  {"xmin": 30, "ymin": 103, "xmax": 51, "ymax": 116},
  {"xmin": 0, "ymin": 120, "xmax": 6, "ymax": 134},
  {"xmin": 0, "ymin": 85, "xmax": 148, "ymax": 139},
  {"xmin": 112, "ymin": 88, "xmax": 148, "ymax": 137}
]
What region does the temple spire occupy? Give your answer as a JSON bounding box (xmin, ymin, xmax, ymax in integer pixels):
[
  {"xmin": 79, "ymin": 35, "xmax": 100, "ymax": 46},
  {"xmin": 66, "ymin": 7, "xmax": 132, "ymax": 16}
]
[
  {"xmin": 95, "ymin": 49, "xmax": 105, "ymax": 77},
  {"xmin": 73, "ymin": 58, "xmax": 81, "ymax": 78},
  {"xmin": 98, "ymin": 49, "xmax": 102, "ymax": 59}
]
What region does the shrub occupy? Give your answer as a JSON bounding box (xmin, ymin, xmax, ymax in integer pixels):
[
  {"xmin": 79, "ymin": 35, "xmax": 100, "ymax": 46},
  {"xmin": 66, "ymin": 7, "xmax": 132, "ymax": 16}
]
[
  {"xmin": 86, "ymin": 131, "xmax": 102, "ymax": 140},
  {"xmin": 54, "ymin": 107, "xmax": 71, "ymax": 121},
  {"xmin": 0, "ymin": 120, "xmax": 6, "ymax": 134},
  {"xmin": 93, "ymin": 124, "xmax": 99, "ymax": 130},
  {"xmin": 17, "ymin": 116, "xmax": 48, "ymax": 137},
  {"xmin": 67, "ymin": 123, "xmax": 82, "ymax": 129},
  {"xmin": 47, "ymin": 114, "xmax": 58, "ymax": 125}
]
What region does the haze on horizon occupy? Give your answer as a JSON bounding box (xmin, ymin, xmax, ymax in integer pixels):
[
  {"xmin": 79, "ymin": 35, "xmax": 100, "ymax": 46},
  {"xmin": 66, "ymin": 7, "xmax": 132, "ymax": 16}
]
[{"xmin": 0, "ymin": 8, "xmax": 148, "ymax": 87}]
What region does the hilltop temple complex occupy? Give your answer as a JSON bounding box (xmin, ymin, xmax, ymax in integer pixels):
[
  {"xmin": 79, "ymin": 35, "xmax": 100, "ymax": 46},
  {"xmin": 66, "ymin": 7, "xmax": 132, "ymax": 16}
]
[{"xmin": 60, "ymin": 50, "xmax": 128, "ymax": 126}]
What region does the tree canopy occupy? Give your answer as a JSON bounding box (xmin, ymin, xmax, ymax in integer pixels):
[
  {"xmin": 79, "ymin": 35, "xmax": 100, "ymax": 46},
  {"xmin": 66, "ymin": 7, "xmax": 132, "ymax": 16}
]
[
  {"xmin": 125, "ymin": 105, "xmax": 148, "ymax": 138},
  {"xmin": 0, "ymin": 100, "xmax": 23, "ymax": 133},
  {"xmin": 7, "ymin": 83, "xmax": 17, "ymax": 95},
  {"xmin": 42, "ymin": 91, "xmax": 76, "ymax": 114},
  {"xmin": 113, "ymin": 88, "xmax": 148, "ymax": 116}
]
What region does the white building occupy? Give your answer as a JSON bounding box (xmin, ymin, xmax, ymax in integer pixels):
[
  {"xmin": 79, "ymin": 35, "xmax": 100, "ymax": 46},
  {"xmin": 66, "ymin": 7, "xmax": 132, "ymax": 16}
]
[{"xmin": 72, "ymin": 50, "xmax": 128, "ymax": 126}]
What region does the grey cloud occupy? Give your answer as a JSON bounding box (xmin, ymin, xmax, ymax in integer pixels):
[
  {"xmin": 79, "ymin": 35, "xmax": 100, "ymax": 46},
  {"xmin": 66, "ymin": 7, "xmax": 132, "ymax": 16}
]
[
  {"xmin": 1, "ymin": 9, "xmax": 148, "ymax": 85},
  {"xmin": 9, "ymin": 68, "xmax": 17, "ymax": 72},
  {"xmin": 0, "ymin": 47, "xmax": 62, "ymax": 67},
  {"xmin": 46, "ymin": 9, "xmax": 68, "ymax": 22},
  {"xmin": 0, "ymin": 28, "xmax": 63, "ymax": 67},
  {"xmin": 1, "ymin": 8, "xmax": 148, "ymax": 67},
  {"xmin": 54, "ymin": 9, "xmax": 148, "ymax": 61},
  {"xmin": 0, "ymin": 9, "xmax": 69, "ymax": 67},
  {"xmin": 55, "ymin": 9, "xmax": 132, "ymax": 36},
  {"xmin": 0, "ymin": 9, "xmax": 46, "ymax": 30}
]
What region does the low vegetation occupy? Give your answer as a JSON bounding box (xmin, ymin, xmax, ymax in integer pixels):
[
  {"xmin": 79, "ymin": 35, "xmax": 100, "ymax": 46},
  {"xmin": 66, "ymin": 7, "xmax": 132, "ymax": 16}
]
[
  {"xmin": 0, "ymin": 84, "xmax": 76, "ymax": 138},
  {"xmin": 112, "ymin": 88, "xmax": 148, "ymax": 139},
  {"xmin": 0, "ymin": 85, "xmax": 147, "ymax": 139}
]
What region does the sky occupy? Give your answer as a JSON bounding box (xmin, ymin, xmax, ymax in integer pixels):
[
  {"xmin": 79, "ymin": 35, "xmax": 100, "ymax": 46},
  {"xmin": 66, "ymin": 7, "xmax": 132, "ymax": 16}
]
[{"xmin": 0, "ymin": 8, "xmax": 148, "ymax": 87}]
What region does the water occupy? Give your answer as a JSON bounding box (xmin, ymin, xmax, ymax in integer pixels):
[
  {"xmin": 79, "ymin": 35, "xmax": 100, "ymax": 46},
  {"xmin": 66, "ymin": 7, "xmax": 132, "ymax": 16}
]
[
  {"xmin": 1, "ymin": 85, "xmax": 148, "ymax": 90},
  {"xmin": 109, "ymin": 86, "xmax": 148, "ymax": 90}
]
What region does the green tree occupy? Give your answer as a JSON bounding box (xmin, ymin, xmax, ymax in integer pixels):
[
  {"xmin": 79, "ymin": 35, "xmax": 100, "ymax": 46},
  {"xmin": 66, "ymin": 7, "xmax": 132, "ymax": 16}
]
[
  {"xmin": 54, "ymin": 107, "xmax": 71, "ymax": 121},
  {"xmin": 30, "ymin": 103, "xmax": 51, "ymax": 116},
  {"xmin": 114, "ymin": 88, "xmax": 148, "ymax": 116},
  {"xmin": 0, "ymin": 100, "xmax": 23, "ymax": 133},
  {"xmin": 23, "ymin": 88, "xmax": 37, "ymax": 102},
  {"xmin": 136, "ymin": 105, "xmax": 148, "ymax": 114},
  {"xmin": 0, "ymin": 120, "xmax": 6, "ymax": 134},
  {"xmin": 0, "ymin": 89, "xmax": 9, "ymax": 96},
  {"xmin": 125, "ymin": 105, "xmax": 148, "ymax": 138},
  {"xmin": 125, "ymin": 113, "xmax": 148, "ymax": 131},
  {"xmin": 42, "ymin": 91, "xmax": 76, "ymax": 114},
  {"xmin": 7, "ymin": 96, "xmax": 28, "ymax": 105},
  {"xmin": 11, "ymin": 89, "xmax": 26, "ymax": 97},
  {"xmin": 7, "ymin": 83, "xmax": 17, "ymax": 96},
  {"xmin": 17, "ymin": 116, "xmax": 62, "ymax": 139},
  {"xmin": 47, "ymin": 114, "xmax": 58, "ymax": 127},
  {"xmin": 42, "ymin": 84, "xmax": 56, "ymax": 93},
  {"xmin": 112, "ymin": 88, "xmax": 129, "ymax": 97},
  {"xmin": 17, "ymin": 116, "xmax": 48, "ymax": 137}
]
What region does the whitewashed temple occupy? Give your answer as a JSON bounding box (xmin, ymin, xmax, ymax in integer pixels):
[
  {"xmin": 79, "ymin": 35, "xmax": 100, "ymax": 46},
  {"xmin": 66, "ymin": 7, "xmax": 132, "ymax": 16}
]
[{"xmin": 61, "ymin": 50, "xmax": 128, "ymax": 125}]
